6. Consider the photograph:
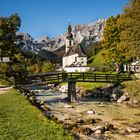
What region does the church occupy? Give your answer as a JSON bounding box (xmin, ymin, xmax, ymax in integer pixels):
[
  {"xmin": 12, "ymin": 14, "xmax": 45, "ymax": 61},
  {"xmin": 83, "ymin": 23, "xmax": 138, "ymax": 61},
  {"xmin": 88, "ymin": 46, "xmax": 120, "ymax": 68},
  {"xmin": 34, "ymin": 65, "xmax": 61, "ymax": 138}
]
[{"xmin": 62, "ymin": 24, "xmax": 90, "ymax": 72}]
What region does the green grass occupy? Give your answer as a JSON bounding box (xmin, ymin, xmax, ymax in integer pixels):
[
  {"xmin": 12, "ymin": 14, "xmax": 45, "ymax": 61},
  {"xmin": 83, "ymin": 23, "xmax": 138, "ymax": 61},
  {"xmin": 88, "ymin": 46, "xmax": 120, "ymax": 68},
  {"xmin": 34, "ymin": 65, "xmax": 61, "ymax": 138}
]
[
  {"xmin": 89, "ymin": 51, "xmax": 104, "ymax": 69},
  {"xmin": 88, "ymin": 50, "xmax": 116, "ymax": 72},
  {"xmin": 61, "ymin": 82, "xmax": 109, "ymax": 90},
  {"xmin": 0, "ymin": 78, "xmax": 13, "ymax": 86},
  {"xmin": 76, "ymin": 82, "xmax": 109, "ymax": 90},
  {"xmin": 122, "ymin": 80, "xmax": 140, "ymax": 102},
  {"xmin": 0, "ymin": 89, "xmax": 74, "ymax": 140}
]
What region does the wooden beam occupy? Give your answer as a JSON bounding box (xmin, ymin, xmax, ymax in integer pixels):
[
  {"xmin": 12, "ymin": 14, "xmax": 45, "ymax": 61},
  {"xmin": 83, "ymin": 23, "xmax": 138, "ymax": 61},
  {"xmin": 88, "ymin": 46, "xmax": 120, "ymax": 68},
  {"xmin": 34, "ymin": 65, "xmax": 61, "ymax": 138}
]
[{"xmin": 68, "ymin": 79, "xmax": 76, "ymax": 102}]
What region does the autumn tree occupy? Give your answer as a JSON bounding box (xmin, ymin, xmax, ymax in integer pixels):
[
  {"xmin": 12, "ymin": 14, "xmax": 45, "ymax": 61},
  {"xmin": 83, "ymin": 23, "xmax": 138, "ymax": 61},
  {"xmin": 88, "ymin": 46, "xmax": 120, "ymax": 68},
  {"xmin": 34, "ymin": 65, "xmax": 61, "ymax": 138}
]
[
  {"xmin": 0, "ymin": 14, "xmax": 28, "ymax": 81},
  {"xmin": 118, "ymin": 0, "xmax": 140, "ymax": 61},
  {"xmin": 0, "ymin": 14, "xmax": 21, "ymax": 58},
  {"xmin": 102, "ymin": 15, "xmax": 125, "ymax": 72},
  {"xmin": 102, "ymin": 0, "xmax": 140, "ymax": 72},
  {"xmin": 42, "ymin": 62, "xmax": 55, "ymax": 73},
  {"xmin": 28, "ymin": 64, "xmax": 41, "ymax": 74}
]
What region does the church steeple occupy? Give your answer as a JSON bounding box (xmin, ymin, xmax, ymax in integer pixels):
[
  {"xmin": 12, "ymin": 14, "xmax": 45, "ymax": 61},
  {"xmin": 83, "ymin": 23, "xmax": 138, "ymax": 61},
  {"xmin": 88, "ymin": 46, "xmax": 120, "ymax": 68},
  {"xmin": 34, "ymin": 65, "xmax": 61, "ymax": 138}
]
[
  {"xmin": 67, "ymin": 24, "xmax": 73, "ymax": 40},
  {"xmin": 65, "ymin": 24, "xmax": 73, "ymax": 52}
]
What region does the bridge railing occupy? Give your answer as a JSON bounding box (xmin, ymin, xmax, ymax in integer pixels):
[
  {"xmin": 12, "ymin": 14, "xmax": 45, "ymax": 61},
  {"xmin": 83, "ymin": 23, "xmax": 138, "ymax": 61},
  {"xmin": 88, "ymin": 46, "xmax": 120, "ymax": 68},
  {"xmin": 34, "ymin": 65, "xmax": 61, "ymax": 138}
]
[
  {"xmin": 27, "ymin": 72, "xmax": 131, "ymax": 85},
  {"xmin": 65, "ymin": 73, "xmax": 131, "ymax": 82}
]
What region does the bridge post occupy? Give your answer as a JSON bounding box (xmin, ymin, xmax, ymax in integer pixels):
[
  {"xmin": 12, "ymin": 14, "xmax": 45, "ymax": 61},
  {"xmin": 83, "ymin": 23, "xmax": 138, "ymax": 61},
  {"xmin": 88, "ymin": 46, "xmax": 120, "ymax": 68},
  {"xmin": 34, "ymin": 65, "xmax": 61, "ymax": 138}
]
[{"xmin": 68, "ymin": 79, "xmax": 76, "ymax": 102}]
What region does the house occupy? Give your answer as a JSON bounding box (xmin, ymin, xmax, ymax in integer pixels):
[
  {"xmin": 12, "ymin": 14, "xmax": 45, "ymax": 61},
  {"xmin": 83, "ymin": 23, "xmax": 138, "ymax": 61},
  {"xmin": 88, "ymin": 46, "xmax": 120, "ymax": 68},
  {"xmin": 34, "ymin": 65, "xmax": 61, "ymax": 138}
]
[
  {"xmin": 124, "ymin": 61, "xmax": 140, "ymax": 78},
  {"xmin": 124, "ymin": 61, "xmax": 140, "ymax": 73},
  {"xmin": 62, "ymin": 24, "xmax": 90, "ymax": 72},
  {"xmin": 0, "ymin": 57, "xmax": 10, "ymax": 62}
]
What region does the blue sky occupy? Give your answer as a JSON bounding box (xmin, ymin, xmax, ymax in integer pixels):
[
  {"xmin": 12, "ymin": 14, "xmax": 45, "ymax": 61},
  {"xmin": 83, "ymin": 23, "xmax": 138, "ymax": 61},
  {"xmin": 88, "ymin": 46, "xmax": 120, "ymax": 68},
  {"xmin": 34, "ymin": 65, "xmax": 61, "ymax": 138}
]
[{"xmin": 0, "ymin": 0, "xmax": 128, "ymax": 39}]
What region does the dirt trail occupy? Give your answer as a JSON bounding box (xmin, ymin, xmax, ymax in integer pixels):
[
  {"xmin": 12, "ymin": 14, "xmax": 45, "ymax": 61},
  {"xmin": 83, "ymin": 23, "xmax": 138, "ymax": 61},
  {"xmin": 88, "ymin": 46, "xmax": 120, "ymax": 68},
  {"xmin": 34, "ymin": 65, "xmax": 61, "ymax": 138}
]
[{"xmin": 0, "ymin": 86, "xmax": 13, "ymax": 95}]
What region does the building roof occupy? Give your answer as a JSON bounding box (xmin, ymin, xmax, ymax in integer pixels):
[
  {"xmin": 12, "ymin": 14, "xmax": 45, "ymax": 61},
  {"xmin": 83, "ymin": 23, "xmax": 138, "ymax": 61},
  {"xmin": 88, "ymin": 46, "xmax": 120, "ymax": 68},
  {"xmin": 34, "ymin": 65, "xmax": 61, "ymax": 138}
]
[{"xmin": 63, "ymin": 43, "xmax": 86, "ymax": 57}]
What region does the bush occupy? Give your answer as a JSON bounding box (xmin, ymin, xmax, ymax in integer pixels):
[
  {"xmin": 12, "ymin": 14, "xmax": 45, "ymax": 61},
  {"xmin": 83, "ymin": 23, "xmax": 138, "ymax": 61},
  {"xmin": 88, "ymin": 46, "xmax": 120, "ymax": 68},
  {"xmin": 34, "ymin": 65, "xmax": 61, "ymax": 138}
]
[{"xmin": 42, "ymin": 62, "xmax": 55, "ymax": 73}]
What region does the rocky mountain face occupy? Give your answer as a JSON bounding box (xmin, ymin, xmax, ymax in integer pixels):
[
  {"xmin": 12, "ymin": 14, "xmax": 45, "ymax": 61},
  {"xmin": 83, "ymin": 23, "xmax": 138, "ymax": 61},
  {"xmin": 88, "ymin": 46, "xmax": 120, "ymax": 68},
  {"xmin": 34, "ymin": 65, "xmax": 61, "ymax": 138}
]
[{"xmin": 18, "ymin": 18, "xmax": 106, "ymax": 63}]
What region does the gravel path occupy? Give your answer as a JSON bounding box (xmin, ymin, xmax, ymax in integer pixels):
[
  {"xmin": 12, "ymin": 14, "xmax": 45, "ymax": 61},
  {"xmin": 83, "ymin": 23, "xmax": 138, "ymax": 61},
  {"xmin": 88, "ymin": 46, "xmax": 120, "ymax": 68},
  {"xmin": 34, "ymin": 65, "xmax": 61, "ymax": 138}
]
[{"xmin": 0, "ymin": 86, "xmax": 13, "ymax": 95}]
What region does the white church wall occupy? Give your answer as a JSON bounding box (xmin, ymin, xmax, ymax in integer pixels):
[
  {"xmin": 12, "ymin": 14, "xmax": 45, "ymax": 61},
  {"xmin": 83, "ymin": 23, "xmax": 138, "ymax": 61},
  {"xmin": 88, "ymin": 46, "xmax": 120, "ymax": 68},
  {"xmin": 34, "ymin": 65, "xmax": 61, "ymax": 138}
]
[
  {"xmin": 63, "ymin": 54, "xmax": 78, "ymax": 68},
  {"xmin": 77, "ymin": 57, "xmax": 87, "ymax": 66},
  {"xmin": 63, "ymin": 66, "xmax": 90, "ymax": 72},
  {"xmin": 68, "ymin": 54, "xmax": 78, "ymax": 66},
  {"xmin": 63, "ymin": 55, "xmax": 87, "ymax": 68},
  {"xmin": 62, "ymin": 57, "xmax": 66, "ymax": 68}
]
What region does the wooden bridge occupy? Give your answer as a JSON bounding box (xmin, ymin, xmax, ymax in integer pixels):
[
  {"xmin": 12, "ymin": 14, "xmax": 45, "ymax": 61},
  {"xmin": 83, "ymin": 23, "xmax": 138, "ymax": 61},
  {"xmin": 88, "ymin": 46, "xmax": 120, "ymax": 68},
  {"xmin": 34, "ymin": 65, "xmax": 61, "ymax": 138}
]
[
  {"xmin": 26, "ymin": 72, "xmax": 131, "ymax": 102},
  {"xmin": 27, "ymin": 72, "xmax": 131, "ymax": 84}
]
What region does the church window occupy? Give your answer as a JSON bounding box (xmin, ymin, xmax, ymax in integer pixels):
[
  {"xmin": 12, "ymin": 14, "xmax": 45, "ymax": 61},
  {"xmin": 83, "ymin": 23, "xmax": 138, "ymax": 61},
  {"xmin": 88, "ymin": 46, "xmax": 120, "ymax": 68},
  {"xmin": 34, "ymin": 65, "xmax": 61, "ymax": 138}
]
[{"xmin": 69, "ymin": 40, "xmax": 71, "ymax": 46}]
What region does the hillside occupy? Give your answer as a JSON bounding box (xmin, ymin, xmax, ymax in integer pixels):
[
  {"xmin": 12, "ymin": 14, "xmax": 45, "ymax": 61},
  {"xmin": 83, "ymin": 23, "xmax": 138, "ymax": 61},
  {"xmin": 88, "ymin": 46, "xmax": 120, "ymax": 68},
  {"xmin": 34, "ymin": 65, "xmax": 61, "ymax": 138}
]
[{"xmin": 88, "ymin": 50, "xmax": 105, "ymax": 71}]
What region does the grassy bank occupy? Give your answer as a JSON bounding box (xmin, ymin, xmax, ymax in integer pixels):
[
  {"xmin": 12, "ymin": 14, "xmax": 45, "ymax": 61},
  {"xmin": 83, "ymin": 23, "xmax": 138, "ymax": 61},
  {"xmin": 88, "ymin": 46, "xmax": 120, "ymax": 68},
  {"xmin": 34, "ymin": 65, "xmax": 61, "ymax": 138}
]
[
  {"xmin": 76, "ymin": 82, "xmax": 109, "ymax": 90},
  {"xmin": 0, "ymin": 78, "xmax": 13, "ymax": 86},
  {"xmin": 0, "ymin": 88, "xmax": 74, "ymax": 140},
  {"xmin": 61, "ymin": 82, "xmax": 109, "ymax": 90},
  {"xmin": 122, "ymin": 80, "xmax": 140, "ymax": 102}
]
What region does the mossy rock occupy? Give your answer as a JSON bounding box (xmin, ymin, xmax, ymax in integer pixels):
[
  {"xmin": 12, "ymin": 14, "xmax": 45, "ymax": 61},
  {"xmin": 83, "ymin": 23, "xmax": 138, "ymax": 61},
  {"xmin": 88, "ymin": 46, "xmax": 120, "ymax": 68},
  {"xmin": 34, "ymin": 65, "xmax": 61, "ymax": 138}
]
[
  {"xmin": 76, "ymin": 119, "xmax": 85, "ymax": 124},
  {"xmin": 80, "ymin": 127, "xmax": 93, "ymax": 135},
  {"xmin": 104, "ymin": 123, "xmax": 114, "ymax": 131},
  {"xmin": 85, "ymin": 118, "xmax": 96, "ymax": 124},
  {"xmin": 94, "ymin": 118, "xmax": 103, "ymax": 123},
  {"xmin": 64, "ymin": 122, "xmax": 77, "ymax": 130},
  {"xmin": 41, "ymin": 105, "xmax": 51, "ymax": 111}
]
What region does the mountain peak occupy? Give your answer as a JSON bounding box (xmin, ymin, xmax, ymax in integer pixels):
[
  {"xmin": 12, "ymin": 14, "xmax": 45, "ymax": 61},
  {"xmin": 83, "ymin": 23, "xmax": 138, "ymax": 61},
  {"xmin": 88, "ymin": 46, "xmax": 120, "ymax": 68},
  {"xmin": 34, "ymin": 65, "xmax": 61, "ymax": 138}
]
[{"xmin": 19, "ymin": 18, "xmax": 106, "ymax": 57}]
